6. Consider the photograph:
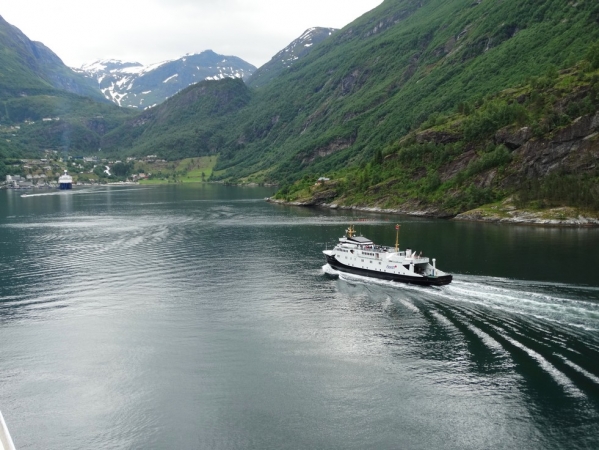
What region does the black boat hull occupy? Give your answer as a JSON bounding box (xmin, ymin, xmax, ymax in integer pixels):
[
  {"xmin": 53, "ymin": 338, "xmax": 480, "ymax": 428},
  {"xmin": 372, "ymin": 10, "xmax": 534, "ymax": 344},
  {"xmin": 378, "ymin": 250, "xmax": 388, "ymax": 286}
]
[{"xmin": 325, "ymin": 255, "xmax": 452, "ymax": 286}]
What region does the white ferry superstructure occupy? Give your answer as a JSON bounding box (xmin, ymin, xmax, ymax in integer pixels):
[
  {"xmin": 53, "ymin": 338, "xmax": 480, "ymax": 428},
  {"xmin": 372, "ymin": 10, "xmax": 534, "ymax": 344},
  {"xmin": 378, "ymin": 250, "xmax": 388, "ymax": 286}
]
[{"xmin": 323, "ymin": 225, "xmax": 452, "ymax": 286}]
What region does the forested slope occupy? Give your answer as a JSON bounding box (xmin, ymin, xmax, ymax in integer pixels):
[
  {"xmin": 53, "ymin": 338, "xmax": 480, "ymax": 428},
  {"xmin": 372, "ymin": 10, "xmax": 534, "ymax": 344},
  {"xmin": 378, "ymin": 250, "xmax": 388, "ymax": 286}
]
[
  {"xmin": 205, "ymin": 0, "xmax": 599, "ymax": 185},
  {"xmin": 276, "ymin": 55, "xmax": 599, "ymax": 216}
]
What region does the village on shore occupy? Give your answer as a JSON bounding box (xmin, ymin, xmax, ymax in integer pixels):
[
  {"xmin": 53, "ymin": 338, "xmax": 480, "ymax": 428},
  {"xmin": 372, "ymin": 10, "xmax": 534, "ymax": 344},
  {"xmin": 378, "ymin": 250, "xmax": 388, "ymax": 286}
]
[{"xmin": 0, "ymin": 152, "xmax": 170, "ymax": 189}]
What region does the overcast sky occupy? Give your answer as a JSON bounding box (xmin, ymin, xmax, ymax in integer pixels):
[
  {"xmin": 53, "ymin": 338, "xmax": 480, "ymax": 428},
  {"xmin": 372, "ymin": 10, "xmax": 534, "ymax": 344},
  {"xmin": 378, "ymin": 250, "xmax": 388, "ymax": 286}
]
[{"xmin": 2, "ymin": 0, "xmax": 384, "ymax": 69}]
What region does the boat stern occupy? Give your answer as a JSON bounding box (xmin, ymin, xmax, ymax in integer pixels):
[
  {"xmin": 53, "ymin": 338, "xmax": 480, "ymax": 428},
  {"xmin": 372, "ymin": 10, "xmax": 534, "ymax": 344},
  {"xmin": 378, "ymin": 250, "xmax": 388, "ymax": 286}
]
[{"xmin": 424, "ymin": 274, "xmax": 453, "ymax": 286}]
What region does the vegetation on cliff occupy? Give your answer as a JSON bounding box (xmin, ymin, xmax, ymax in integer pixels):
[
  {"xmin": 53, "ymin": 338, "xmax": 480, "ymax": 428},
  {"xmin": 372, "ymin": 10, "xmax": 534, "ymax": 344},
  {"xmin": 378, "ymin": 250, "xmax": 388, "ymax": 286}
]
[
  {"xmin": 275, "ymin": 55, "xmax": 599, "ymax": 215},
  {"xmin": 100, "ymin": 78, "xmax": 251, "ymax": 159},
  {"xmin": 0, "ymin": 15, "xmax": 102, "ymax": 101},
  {"xmin": 209, "ymin": 0, "xmax": 599, "ymax": 185},
  {"xmin": 20, "ymin": 0, "xmax": 593, "ymax": 187}
]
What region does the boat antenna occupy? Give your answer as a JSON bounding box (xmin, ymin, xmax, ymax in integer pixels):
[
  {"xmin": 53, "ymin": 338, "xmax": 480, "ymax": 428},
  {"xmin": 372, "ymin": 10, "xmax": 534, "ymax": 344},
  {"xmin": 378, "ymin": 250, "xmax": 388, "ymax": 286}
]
[{"xmin": 395, "ymin": 224, "xmax": 400, "ymax": 252}]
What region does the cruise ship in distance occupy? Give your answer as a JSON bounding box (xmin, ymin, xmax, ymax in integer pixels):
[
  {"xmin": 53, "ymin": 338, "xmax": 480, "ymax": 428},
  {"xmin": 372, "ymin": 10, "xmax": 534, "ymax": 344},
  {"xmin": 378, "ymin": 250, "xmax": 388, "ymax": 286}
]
[{"xmin": 58, "ymin": 170, "xmax": 73, "ymax": 190}]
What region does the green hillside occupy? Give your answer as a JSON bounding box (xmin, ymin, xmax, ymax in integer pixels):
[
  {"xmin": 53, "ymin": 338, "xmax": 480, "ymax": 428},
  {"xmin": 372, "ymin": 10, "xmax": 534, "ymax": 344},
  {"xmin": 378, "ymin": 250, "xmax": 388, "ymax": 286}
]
[
  {"xmin": 0, "ymin": 15, "xmax": 134, "ymax": 159},
  {"xmin": 108, "ymin": 0, "xmax": 599, "ymax": 188},
  {"xmin": 101, "ymin": 78, "xmax": 251, "ymax": 158},
  {"xmin": 3, "ymin": 0, "xmax": 599, "ymax": 217},
  {"xmin": 275, "ymin": 57, "xmax": 599, "ymax": 214},
  {"xmin": 0, "ymin": 92, "xmax": 136, "ymax": 157},
  {"xmin": 0, "ymin": 15, "xmax": 104, "ymax": 101},
  {"xmin": 208, "ymin": 0, "xmax": 599, "ymax": 184}
]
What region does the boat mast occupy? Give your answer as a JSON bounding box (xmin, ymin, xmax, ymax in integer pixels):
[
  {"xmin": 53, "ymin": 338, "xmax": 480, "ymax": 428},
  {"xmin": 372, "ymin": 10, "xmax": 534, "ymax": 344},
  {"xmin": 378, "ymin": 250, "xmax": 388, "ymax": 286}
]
[
  {"xmin": 346, "ymin": 225, "xmax": 355, "ymax": 238},
  {"xmin": 395, "ymin": 224, "xmax": 400, "ymax": 252}
]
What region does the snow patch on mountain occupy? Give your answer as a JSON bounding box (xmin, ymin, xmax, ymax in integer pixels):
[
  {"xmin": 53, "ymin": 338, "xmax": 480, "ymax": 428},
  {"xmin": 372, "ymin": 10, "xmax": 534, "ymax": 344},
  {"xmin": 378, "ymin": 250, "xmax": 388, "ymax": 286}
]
[
  {"xmin": 163, "ymin": 74, "xmax": 178, "ymax": 83},
  {"xmin": 74, "ymin": 50, "xmax": 256, "ymax": 109},
  {"xmin": 248, "ymin": 27, "xmax": 338, "ymax": 88}
]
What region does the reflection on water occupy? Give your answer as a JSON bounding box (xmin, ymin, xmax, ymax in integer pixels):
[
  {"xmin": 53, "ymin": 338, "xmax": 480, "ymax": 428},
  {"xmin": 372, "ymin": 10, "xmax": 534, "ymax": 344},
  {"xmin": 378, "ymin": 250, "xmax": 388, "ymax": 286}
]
[{"xmin": 0, "ymin": 185, "xmax": 598, "ymax": 450}]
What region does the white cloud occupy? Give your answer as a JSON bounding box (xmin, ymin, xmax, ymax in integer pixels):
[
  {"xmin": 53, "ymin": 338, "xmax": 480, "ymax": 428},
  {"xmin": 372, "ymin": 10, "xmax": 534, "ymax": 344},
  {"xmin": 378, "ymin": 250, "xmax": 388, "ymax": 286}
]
[{"xmin": 1, "ymin": 0, "xmax": 383, "ymax": 68}]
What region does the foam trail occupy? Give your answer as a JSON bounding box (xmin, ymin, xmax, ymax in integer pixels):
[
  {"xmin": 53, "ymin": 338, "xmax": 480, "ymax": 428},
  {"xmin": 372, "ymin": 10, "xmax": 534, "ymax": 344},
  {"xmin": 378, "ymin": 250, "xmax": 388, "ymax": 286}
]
[
  {"xmin": 398, "ymin": 298, "xmax": 420, "ymax": 313},
  {"xmin": 465, "ymin": 323, "xmax": 508, "ymax": 355},
  {"xmin": 428, "ymin": 276, "xmax": 599, "ymax": 333},
  {"xmin": 21, "ymin": 189, "xmax": 95, "ymax": 198},
  {"xmin": 323, "ymin": 267, "xmax": 599, "ymax": 335},
  {"xmin": 555, "ymin": 354, "xmax": 599, "ymax": 385},
  {"xmin": 20, "ymin": 186, "xmax": 156, "ymax": 198},
  {"xmin": 493, "ymin": 327, "xmax": 585, "ymax": 398},
  {"xmin": 430, "ymin": 310, "xmax": 454, "ymax": 328},
  {"xmin": 322, "ymin": 264, "xmax": 339, "ymax": 277},
  {"xmin": 323, "ymin": 265, "xmax": 436, "ymax": 294}
]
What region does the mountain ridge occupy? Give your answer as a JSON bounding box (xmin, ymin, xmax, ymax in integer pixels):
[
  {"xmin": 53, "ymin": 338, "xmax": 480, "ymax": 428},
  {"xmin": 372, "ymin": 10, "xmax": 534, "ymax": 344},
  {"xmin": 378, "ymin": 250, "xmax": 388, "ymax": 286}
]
[
  {"xmin": 248, "ymin": 27, "xmax": 338, "ymax": 88},
  {"xmin": 75, "ymin": 50, "xmax": 256, "ymax": 108},
  {"xmin": 0, "ymin": 14, "xmax": 106, "ymax": 101}
]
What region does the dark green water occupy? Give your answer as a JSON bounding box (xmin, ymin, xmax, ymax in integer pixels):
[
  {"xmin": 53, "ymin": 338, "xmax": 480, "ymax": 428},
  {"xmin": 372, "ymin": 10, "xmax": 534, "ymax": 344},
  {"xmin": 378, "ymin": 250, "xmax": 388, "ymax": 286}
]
[{"xmin": 0, "ymin": 184, "xmax": 598, "ymax": 449}]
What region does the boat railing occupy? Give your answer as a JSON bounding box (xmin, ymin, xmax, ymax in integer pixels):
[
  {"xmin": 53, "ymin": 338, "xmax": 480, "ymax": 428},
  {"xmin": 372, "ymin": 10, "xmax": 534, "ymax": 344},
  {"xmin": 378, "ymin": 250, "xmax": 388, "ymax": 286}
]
[{"xmin": 0, "ymin": 411, "xmax": 16, "ymax": 450}]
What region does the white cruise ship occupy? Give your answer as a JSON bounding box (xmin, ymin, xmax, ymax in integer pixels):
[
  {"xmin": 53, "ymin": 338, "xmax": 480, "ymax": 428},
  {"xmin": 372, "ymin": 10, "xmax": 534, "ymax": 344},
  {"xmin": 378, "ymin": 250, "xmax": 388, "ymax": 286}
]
[{"xmin": 58, "ymin": 170, "xmax": 73, "ymax": 190}]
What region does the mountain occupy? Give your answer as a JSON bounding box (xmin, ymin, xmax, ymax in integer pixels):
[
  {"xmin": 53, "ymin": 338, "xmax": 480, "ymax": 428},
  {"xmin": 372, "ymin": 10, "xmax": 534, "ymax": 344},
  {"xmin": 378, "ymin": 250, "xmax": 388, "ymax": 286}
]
[
  {"xmin": 102, "ymin": 0, "xmax": 599, "ymax": 214},
  {"xmin": 248, "ymin": 27, "xmax": 337, "ymax": 88},
  {"xmin": 0, "ymin": 15, "xmax": 105, "ymax": 101},
  {"xmin": 205, "ymin": 0, "xmax": 599, "ymax": 184},
  {"xmin": 75, "ymin": 51, "xmax": 256, "ymax": 108},
  {"xmin": 274, "ymin": 61, "xmax": 599, "ymax": 215},
  {"xmin": 0, "ymin": 15, "xmax": 136, "ymax": 157},
  {"xmin": 101, "ymin": 77, "xmax": 251, "ymax": 158},
  {"xmin": 4, "ymin": 0, "xmax": 599, "ymax": 214}
]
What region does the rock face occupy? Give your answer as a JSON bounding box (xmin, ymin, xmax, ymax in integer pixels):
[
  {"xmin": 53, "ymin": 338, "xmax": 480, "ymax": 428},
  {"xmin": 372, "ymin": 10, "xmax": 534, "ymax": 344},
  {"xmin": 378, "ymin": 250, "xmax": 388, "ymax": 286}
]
[
  {"xmin": 494, "ymin": 126, "xmax": 533, "ymax": 149},
  {"xmin": 511, "ymin": 112, "xmax": 599, "ymax": 182},
  {"xmin": 301, "ymin": 137, "xmax": 355, "ymax": 164},
  {"xmin": 275, "ymin": 105, "xmax": 599, "ymax": 225},
  {"xmin": 415, "ymin": 129, "xmax": 460, "ymax": 145},
  {"xmin": 455, "ymin": 206, "xmax": 599, "ymax": 227},
  {"xmin": 439, "ymin": 149, "xmax": 477, "ymax": 182},
  {"xmin": 267, "ymin": 197, "xmax": 455, "ymax": 219}
]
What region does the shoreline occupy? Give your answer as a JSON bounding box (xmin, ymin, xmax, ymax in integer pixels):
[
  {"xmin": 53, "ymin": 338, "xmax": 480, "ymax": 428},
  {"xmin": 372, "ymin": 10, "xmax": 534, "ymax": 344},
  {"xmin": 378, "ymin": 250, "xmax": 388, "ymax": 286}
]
[{"xmin": 266, "ymin": 198, "xmax": 599, "ymax": 227}]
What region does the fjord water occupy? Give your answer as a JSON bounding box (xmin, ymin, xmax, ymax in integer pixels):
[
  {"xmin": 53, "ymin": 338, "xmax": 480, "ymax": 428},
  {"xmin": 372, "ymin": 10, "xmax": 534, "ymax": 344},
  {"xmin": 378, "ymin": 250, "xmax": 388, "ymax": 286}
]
[{"xmin": 1, "ymin": 185, "xmax": 598, "ymax": 450}]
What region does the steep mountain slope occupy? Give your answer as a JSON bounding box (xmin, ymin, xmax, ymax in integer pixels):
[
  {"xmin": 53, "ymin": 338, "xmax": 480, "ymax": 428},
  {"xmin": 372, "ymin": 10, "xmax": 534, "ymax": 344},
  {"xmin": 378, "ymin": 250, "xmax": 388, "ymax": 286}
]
[
  {"xmin": 274, "ymin": 59, "xmax": 599, "ymax": 216},
  {"xmin": 0, "ymin": 15, "xmax": 105, "ymax": 101},
  {"xmin": 199, "ymin": 0, "xmax": 598, "ymax": 185},
  {"xmin": 101, "ymin": 78, "xmax": 251, "ymax": 158},
  {"xmin": 76, "ymin": 51, "xmax": 256, "ymax": 108},
  {"xmin": 0, "ymin": 15, "xmax": 136, "ymax": 157},
  {"xmin": 248, "ymin": 27, "xmax": 337, "ymax": 88},
  {"xmin": 2, "ymin": 93, "xmax": 136, "ymax": 156},
  {"xmin": 105, "ymin": 0, "xmax": 599, "ymax": 199},
  {"xmin": 5, "ymin": 0, "xmax": 599, "ymax": 218}
]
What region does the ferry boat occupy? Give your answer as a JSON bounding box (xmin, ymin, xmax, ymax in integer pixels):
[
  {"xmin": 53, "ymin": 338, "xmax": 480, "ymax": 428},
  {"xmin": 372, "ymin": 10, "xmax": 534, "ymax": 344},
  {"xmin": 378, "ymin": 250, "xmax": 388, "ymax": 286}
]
[
  {"xmin": 323, "ymin": 225, "xmax": 452, "ymax": 286},
  {"xmin": 58, "ymin": 170, "xmax": 73, "ymax": 190}
]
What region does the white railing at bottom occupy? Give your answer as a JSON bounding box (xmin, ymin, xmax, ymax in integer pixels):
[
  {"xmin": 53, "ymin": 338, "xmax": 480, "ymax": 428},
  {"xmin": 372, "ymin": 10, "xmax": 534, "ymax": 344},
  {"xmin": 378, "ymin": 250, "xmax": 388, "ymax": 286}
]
[{"xmin": 0, "ymin": 411, "xmax": 16, "ymax": 450}]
